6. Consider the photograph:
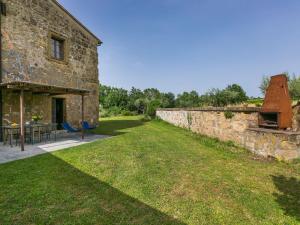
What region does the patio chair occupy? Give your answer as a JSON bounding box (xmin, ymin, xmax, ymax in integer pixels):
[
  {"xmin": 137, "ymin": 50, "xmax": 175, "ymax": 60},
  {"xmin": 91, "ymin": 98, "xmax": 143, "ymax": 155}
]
[
  {"xmin": 4, "ymin": 128, "xmax": 20, "ymax": 147},
  {"xmin": 62, "ymin": 122, "xmax": 79, "ymax": 132},
  {"xmin": 50, "ymin": 123, "xmax": 58, "ymax": 141},
  {"xmin": 81, "ymin": 121, "xmax": 96, "ymax": 130},
  {"xmin": 25, "ymin": 126, "xmax": 32, "ymax": 144},
  {"xmin": 41, "ymin": 124, "xmax": 52, "ymax": 142}
]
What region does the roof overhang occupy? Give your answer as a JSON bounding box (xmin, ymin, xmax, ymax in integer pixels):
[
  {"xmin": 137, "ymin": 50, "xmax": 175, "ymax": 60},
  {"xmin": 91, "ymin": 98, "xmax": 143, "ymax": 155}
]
[{"xmin": 0, "ymin": 81, "xmax": 90, "ymax": 95}]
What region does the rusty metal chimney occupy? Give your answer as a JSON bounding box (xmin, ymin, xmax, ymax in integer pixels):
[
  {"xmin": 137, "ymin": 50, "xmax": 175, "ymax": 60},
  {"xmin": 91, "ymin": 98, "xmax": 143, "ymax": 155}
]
[{"xmin": 259, "ymin": 74, "xmax": 293, "ymax": 129}]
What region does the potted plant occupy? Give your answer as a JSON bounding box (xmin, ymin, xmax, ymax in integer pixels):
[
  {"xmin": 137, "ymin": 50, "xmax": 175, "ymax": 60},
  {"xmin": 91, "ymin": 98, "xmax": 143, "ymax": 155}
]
[
  {"xmin": 11, "ymin": 122, "xmax": 18, "ymax": 128},
  {"xmin": 32, "ymin": 115, "xmax": 43, "ymax": 124}
]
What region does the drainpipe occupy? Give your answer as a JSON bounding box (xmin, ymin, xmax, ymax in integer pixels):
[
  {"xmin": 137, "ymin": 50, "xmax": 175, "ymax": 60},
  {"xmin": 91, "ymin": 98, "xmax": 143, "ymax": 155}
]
[{"xmin": 0, "ymin": 1, "xmax": 6, "ymax": 142}]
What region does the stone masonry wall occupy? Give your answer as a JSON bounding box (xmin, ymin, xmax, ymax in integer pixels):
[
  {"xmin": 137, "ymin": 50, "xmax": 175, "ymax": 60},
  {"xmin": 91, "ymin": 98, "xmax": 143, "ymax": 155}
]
[
  {"xmin": 157, "ymin": 108, "xmax": 300, "ymax": 161},
  {"xmin": 1, "ymin": 0, "xmax": 100, "ymax": 126},
  {"xmin": 2, "ymin": 90, "xmax": 52, "ymax": 125}
]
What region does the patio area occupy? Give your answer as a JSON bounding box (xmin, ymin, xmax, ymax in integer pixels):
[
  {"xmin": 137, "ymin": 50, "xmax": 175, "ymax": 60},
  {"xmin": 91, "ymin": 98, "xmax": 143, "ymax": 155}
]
[
  {"xmin": 0, "ymin": 133, "xmax": 110, "ymax": 164},
  {"xmin": 0, "ymin": 81, "xmax": 91, "ymax": 151}
]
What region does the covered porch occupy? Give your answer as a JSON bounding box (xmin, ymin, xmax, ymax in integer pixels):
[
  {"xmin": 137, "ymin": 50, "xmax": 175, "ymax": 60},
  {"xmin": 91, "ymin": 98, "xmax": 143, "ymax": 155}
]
[{"xmin": 0, "ymin": 81, "xmax": 90, "ymax": 151}]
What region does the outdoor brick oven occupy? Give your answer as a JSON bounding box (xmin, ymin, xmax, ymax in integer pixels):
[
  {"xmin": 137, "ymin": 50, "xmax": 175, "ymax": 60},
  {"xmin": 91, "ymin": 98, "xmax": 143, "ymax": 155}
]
[{"xmin": 259, "ymin": 74, "xmax": 293, "ymax": 129}]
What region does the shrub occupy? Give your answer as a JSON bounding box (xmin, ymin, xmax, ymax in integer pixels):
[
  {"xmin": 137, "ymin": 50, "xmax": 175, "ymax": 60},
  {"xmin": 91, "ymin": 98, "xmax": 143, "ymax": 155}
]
[
  {"xmin": 224, "ymin": 111, "xmax": 234, "ymax": 119},
  {"xmin": 247, "ymin": 98, "xmax": 263, "ymax": 106},
  {"xmin": 145, "ymin": 100, "xmax": 161, "ymax": 118},
  {"xmin": 100, "ymin": 109, "xmax": 110, "ymax": 118},
  {"xmin": 142, "ymin": 115, "xmax": 152, "ymax": 121}
]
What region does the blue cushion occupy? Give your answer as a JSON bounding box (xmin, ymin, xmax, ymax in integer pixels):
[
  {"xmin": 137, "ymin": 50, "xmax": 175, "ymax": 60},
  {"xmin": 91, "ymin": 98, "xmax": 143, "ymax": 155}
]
[
  {"xmin": 82, "ymin": 121, "xmax": 96, "ymax": 130},
  {"xmin": 62, "ymin": 122, "xmax": 78, "ymax": 132}
]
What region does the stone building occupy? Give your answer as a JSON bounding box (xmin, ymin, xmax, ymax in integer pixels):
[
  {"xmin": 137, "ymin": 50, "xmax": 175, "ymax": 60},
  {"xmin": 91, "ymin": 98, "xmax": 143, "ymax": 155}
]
[{"xmin": 0, "ymin": 0, "xmax": 101, "ymax": 131}]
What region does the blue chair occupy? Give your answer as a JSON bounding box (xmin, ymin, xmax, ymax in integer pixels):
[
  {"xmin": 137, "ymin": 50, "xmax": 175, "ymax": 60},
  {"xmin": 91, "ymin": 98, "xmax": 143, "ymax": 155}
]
[
  {"xmin": 62, "ymin": 122, "xmax": 79, "ymax": 132},
  {"xmin": 82, "ymin": 121, "xmax": 96, "ymax": 130}
]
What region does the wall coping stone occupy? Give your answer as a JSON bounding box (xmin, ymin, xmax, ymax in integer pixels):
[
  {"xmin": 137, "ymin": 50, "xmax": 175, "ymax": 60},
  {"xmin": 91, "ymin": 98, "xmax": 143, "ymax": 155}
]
[
  {"xmin": 247, "ymin": 127, "xmax": 300, "ymax": 136},
  {"xmin": 157, "ymin": 107, "xmax": 261, "ymax": 113}
]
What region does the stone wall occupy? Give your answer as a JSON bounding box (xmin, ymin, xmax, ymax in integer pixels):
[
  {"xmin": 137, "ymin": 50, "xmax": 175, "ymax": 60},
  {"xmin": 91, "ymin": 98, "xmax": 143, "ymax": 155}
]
[
  {"xmin": 156, "ymin": 108, "xmax": 300, "ymax": 161},
  {"xmin": 1, "ymin": 0, "xmax": 100, "ymax": 126},
  {"xmin": 2, "ymin": 90, "xmax": 52, "ymax": 124}
]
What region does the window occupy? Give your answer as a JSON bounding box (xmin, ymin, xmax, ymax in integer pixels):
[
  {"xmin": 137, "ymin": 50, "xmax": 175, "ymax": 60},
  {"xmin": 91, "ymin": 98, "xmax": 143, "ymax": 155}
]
[
  {"xmin": 50, "ymin": 37, "xmax": 65, "ymax": 61},
  {"xmin": 47, "ymin": 32, "xmax": 69, "ymax": 64}
]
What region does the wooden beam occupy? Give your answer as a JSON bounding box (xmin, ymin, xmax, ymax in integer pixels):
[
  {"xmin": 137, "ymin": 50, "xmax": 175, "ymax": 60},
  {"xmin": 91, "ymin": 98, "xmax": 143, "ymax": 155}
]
[
  {"xmin": 20, "ymin": 90, "xmax": 25, "ymax": 151},
  {"xmin": 81, "ymin": 95, "xmax": 85, "ymax": 140},
  {"xmin": 1, "ymin": 81, "xmax": 90, "ymax": 95}
]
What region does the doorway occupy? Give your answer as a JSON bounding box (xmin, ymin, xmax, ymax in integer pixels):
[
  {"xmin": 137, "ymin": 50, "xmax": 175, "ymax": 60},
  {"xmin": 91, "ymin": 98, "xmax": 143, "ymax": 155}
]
[{"xmin": 52, "ymin": 98, "xmax": 65, "ymax": 129}]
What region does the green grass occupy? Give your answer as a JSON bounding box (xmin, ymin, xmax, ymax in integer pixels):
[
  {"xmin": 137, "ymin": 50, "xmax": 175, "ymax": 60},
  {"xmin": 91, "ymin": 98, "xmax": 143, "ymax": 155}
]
[{"xmin": 0, "ymin": 116, "xmax": 299, "ymax": 225}]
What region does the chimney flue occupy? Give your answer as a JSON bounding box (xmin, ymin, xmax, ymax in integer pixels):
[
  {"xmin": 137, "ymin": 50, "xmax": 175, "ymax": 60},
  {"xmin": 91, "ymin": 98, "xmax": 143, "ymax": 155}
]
[{"xmin": 259, "ymin": 74, "xmax": 293, "ymax": 129}]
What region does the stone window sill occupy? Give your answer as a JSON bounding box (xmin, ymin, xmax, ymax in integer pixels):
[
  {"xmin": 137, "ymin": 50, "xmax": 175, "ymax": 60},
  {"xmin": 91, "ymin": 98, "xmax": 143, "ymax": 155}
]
[{"xmin": 47, "ymin": 56, "xmax": 68, "ymax": 65}]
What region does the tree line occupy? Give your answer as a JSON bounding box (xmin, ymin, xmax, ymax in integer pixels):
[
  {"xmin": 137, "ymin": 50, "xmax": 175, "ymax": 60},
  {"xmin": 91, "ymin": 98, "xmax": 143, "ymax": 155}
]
[{"xmin": 99, "ymin": 84, "xmax": 248, "ymax": 117}]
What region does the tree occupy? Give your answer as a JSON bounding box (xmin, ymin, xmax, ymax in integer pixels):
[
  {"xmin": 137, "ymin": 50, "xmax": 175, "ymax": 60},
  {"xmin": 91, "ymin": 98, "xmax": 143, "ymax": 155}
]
[
  {"xmin": 175, "ymin": 91, "xmax": 200, "ymax": 108},
  {"xmin": 145, "ymin": 99, "xmax": 161, "ymax": 117},
  {"xmin": 99, "ymin": 84, "xmax": 112, "ymax": 108},
  {"xmin": 99, "ymin": 84, "xmax": 129, "ymax": 109},
  {"xmin": 288, "ymin": 74, "xmax": 300, "ymax": 99},
  {"xmin": 134, "ymin": 98, "xmax": 147, "ymax": 114},
  {"xmin": 105, "ymin": 87, "xmax": 129, "ymax": 109},
  {"xmin": 161, "ymin": 92, "xmax": 175, "ymax": 108},
  {"xmin": 201, "ymin": 84, "xmax": 248, "ymax": 107},
  {"xmin": 128, "ymin": 87, "xmax": 145, "ymax": 112},
  {"xmin": 224, "ymin": 84, "xmax": 248, "ymax": 104},
  {"xmin": 204, "ymin": 88, "xmax": 228, "ymax": 107},
  {"xmin": 143, "ymin": 88, "xmax": 161, "ymax": 101},
  {"xmin": 259, "ymin": 76, "xmax": 271, "ymax": 95}
]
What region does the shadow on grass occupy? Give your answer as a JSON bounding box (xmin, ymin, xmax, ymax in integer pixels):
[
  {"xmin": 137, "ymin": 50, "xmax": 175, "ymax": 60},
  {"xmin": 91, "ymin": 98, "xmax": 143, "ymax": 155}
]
[
  {"xmin": 0, "ymin": 154, "xmax": 186, "ymax": 225},
  {"xmin": 272, "ymin": 175, "xmax": 300, "ymax": 221},
  {"xmin": 93, "ymin": 118, "xmax": 145, "ymax": 136}
]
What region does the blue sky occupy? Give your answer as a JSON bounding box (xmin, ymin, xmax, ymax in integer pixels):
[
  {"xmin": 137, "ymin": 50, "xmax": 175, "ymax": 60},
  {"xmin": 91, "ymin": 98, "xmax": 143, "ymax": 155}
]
[{"xmin": 59, "ymin": 0, "xmax": 300, "ymax": 97}]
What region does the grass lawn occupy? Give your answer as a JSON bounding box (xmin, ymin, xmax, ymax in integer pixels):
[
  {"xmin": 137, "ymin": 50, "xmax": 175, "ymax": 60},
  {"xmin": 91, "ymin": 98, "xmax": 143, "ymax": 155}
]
[{"xmin": 0, "ymin": 116, "xmax": 299, "ymax": 225}]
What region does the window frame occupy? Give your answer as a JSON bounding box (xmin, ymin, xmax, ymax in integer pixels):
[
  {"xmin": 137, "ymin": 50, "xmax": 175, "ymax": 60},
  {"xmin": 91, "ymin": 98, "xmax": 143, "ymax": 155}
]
[
  {"xmin": 51, "ymin": 37, "xmax": 64, "ymax": 60},
  {"xmin": 48, "ymin": 31, "xmax": 69, "ymax": 64}
]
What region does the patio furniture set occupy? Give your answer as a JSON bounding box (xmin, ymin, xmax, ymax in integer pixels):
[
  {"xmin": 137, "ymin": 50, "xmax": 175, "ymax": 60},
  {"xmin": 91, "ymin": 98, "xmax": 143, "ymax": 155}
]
[{"xmin": 2, "ymin": 121, "xmax": 96, "ymax": 148}]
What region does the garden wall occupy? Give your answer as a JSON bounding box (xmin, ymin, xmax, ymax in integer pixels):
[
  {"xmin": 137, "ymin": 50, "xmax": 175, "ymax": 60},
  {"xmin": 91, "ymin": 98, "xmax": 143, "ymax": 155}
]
[{"xmin": 156, "ymin": 107, "xmax": 300, "ymax": 161}]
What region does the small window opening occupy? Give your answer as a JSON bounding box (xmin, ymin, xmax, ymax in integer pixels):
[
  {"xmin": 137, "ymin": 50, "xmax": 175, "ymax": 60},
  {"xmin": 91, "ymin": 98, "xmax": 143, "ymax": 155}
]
[{"xmin": 51, "ymin": 37, "xmax": 65, "ymax": 61}]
